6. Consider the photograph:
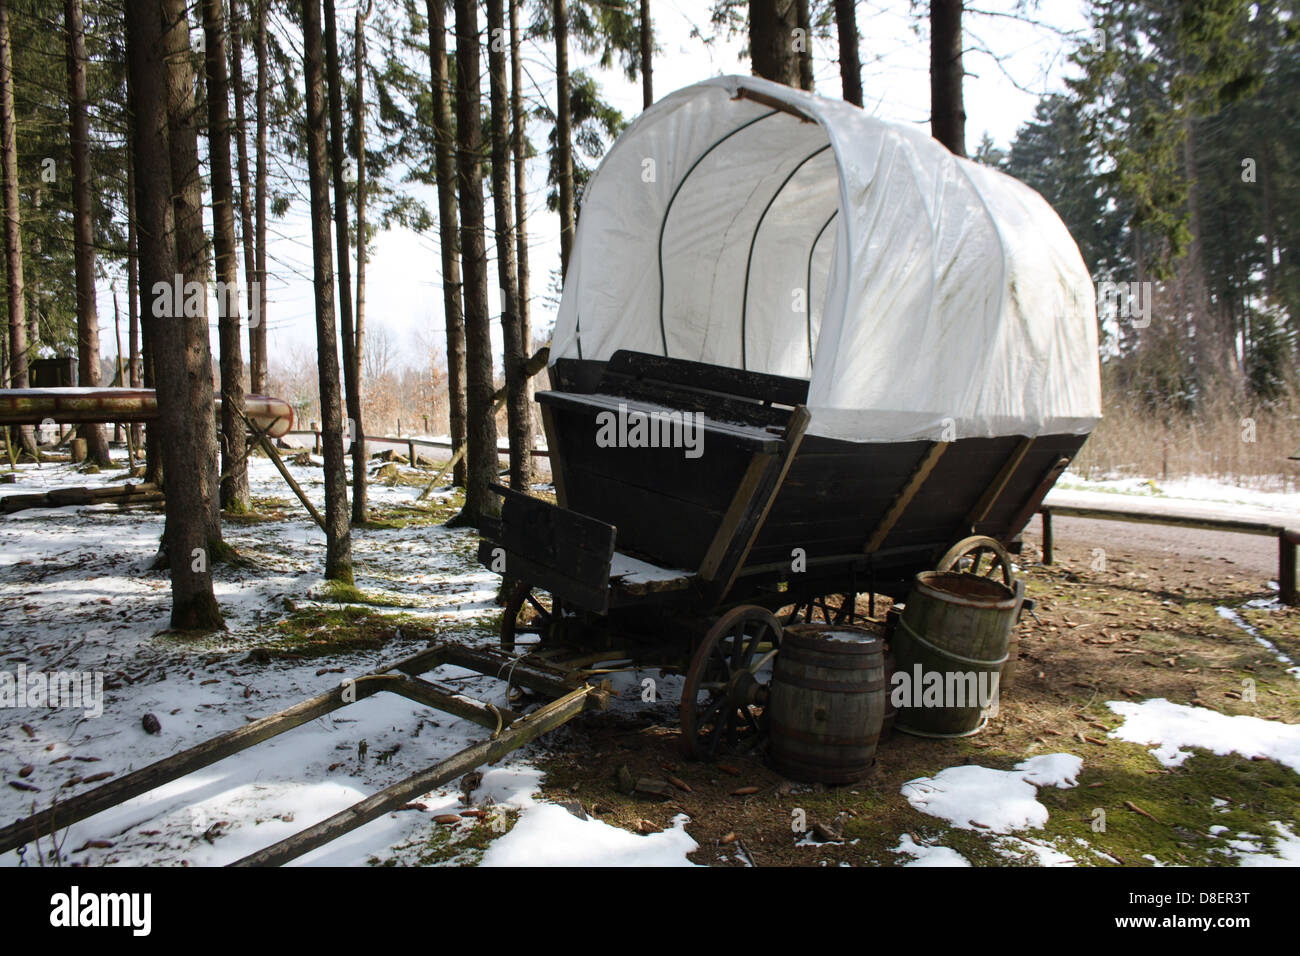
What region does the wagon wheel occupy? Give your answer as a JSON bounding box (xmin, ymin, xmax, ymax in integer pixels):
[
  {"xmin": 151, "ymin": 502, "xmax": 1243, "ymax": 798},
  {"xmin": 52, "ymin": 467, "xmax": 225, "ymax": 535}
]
[
  {"xmin": 680, "ymin": 606, "xmax": 782, "ymax": 761},
  {"xmin": 782, "ymin": 593, "xmax": 858, "ymax": 627},
  {"xmin": 501, "ymin": 581, "xmax": 560, "ymax": 651},
  {"xmin": 936, "ymin": 535, "xmax": 1014, "ymax": 588}
]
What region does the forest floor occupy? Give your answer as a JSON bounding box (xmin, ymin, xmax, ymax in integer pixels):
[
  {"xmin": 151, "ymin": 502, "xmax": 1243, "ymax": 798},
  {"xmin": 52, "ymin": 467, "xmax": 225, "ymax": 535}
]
[{"xmin": 0, "ymin": 448, "xmax": 1297, "ymax": 867}]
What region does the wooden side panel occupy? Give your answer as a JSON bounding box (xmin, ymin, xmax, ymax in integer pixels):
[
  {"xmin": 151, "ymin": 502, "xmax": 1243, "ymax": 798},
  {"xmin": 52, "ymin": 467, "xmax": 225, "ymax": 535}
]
[
  {"xmin": 879, "ymin": 436, "xmax": 1022, "ymax": 551},
  {"xmin": 976, "ymin": 433, "xmax": 1088, "ymax": 538},
  {"xmin": 482, "ymin": 484, "xmax": 617, "ymax": 612},
  {"xmin": 745, "ymin": 439, "xmax": 931, "ymax": 567}
]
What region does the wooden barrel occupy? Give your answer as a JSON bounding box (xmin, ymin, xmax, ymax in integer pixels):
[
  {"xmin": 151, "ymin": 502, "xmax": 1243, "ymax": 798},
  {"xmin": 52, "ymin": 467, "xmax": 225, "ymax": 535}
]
[
  {"xmin": 892, "ymin": 572, "xmax": 1016, "ymax": 738},
  {"xmin": 880, "ymin": 644, "xmax": 897, "ymax": 742},
  {"xmin": 768, "ymin": 623, "xmax": 885, "ymax": 784}
]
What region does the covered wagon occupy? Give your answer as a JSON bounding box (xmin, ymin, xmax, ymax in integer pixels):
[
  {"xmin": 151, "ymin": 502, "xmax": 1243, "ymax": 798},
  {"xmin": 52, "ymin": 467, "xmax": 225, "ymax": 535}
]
[{"xmin": 479, "ymin": 75, "xmax": 1101, "ymax": 758}]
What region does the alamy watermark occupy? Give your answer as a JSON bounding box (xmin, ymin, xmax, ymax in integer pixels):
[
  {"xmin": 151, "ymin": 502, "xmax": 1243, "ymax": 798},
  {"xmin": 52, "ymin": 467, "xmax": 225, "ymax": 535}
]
[
  {"xmin": 890, "ymin": 664, "xmax": 1001, "ymax": 714},
  {"xmin": 151, "ymin": 273, "xmax": 262, "ymax": 328},
  {"xmin": 1097, "ymin": 280, "xmax": 1152, "ymax": 328},
  {"xmin": 595, "ymin": 402, "xmax": 704, "ymax": 459},
  {"xmin": 0, "ymin": 664, "xmax": 104, "ymax": 718}
]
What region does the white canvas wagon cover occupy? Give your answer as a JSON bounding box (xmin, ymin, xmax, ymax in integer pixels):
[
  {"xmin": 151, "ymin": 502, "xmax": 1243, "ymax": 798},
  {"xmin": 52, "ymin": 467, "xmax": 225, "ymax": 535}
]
[{"xmin": 549, "ymin": 75, "xmax": 1102, "ymax": 443}]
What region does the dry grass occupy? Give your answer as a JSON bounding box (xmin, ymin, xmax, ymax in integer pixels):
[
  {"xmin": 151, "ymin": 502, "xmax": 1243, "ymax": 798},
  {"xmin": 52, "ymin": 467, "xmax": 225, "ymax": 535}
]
[{"xmin": 1074, "ymin": 387, "xmax": 1300, "ymax": 490}]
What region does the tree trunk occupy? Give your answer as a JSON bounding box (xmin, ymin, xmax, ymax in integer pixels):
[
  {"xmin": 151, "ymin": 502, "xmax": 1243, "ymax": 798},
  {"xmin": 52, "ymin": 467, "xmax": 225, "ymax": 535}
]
[
  {"xmin": 65, "ymin": 0, "xmax": 110, "ymax": 465},
  {"xmin": 352, "ymin": 4, "xmax": 370, "ymax": 520},
  {"xmin": 488, "ymin": 0, "xmax": 529, "ymax": 491},
  {"xmin": 26, "ymin": 184, "xmax": 39, "ymax": 373},
  {"xmin": 126, "ymin": 139, "xmax": 142, "ymax": 453},
  {"xmin": 0, "ymin": 0, "xmax": 33, "ymax": 457},
  {"xmin": 640, "ymin": 0, "xmax": 653, "ymax": 108},
  {"xmin": 426, "ymin": 0, "xmax": 467, "ymax": 487},
  {"xmin": 163, "ymin": 0, "xmax": 225, "ymax": 550},
  {"xmin": 1260, "ymin": 143, "xmax": 1275, "ymax": 298},
  {"xmin": 553, "ymin": 0, "xmax": 576, "ymax": 276},
  {"xmin": 201, "ymin": 0, "xmax": 251, "ymax": 514},
  {"xmin": 929, "ymin": 0, "xmax": 965, "ymax": 157},
  {"xmin": 230, "ymin": 0, "xmax": 260, "ymax": 383},
  {"xmin": 796, "ymin": 0, "xmax": 813, "ymax": 91},
  {"xmin": 748, "ymin": 0, "xmax": 800, "ymax": 87},
  {"xmin": 509, "ymin": 0, "xmax": 534, "ymax": 455},
  {"xmin": 451, "ymin": 0, "xmax": 498, "ymax": 525},
  {"xmin": 323, "ymin": 0, "xmax": 366, "ymax": 524},
  {"xmin": 834, "ymin": 0, "xmax": 862, "ymax": 106},
  {"xmin": 126, "ymin": 0, "xmax": 224, "ymax": 630},
  {"xmin": 250, "ymin": 0, "xmax": 269, "ymax": 393},
  {"xmin": 300, "ymin": 0, "xmax": 353, "ymax": 582}
]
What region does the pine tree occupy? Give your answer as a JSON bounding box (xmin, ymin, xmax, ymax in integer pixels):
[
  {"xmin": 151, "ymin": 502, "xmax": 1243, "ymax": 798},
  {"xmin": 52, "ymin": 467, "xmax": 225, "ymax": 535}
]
[
  {"xmin": 126, "ymin": 0, "xmax": 225, "ymax": 630},
  {"xmin": 450, "ymin": 0, "xmax": 498, "ymax": 525},
  {"xmin": 930, "ymin": 0, "xmax": 965, "ymax": 156},
  {"xmin": 300, "ymin": 0, "xmax": 354, "ymax": 582},
  {"xmin": 66, "ymin": 0, "xmax": 110, "ymax": 464},
  {"xmin": 201, "ymin": 0, "xmax": 251, "ymax": 513}
]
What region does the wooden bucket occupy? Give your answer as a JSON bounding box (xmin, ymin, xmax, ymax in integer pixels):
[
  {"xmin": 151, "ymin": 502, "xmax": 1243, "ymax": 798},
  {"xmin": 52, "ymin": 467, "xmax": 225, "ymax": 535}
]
[
  {"xmin": 892, "ymin": 572, "xmax": 1015, "ymax": 738},
  {"xmin": 768, "ymin": 623, "xmax": 886, "ymax": 784}
]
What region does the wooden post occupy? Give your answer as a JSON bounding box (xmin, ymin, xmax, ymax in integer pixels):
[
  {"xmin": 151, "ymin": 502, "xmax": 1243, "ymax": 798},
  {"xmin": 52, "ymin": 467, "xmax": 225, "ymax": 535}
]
[
  {"xmin": 408, "ymin": 438, "xmax": 417, "ymax": 465},
  {"xmin": 1280, "ymin": 530, "xmax": 1297, "ymax": 607},
  {"xmin": 70, "ymin": 437, "xmax": 87, "ymax": 463},
  {"xmin": 240, "ymin": 411, "xmax": 328, "ymax": 533},
  {"xmin": 1041, "ymin": 509, "xmax": 1053, "ymax": 565}
]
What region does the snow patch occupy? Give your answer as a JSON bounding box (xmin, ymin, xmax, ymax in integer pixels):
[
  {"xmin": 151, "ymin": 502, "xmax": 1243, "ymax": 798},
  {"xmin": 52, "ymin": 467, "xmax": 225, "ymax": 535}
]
[
  {"xmin": 1107, "ymin": 698, "xmax": 1300, "ymax": 773},
  {"xmin": 480, "ymin": 806, "xmax": 698, "ymax": 867},
  {"xmin": 1215, "ymin": 606, "xmax": 1300, "ymax": 679},
  {"xmin": 899, "ymin": 753, "xmax": 1082, "ymax": 833},
  {"xmin": 891, "ymin": 833, "xmax": 970, "ymax": 867}
]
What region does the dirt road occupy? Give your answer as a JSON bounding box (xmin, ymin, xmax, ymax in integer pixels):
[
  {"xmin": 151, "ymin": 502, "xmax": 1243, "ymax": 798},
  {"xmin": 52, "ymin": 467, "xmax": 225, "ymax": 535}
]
[{"xmin": 1022, "ymin": 514, "xmax": 1282, "ymax": 583}]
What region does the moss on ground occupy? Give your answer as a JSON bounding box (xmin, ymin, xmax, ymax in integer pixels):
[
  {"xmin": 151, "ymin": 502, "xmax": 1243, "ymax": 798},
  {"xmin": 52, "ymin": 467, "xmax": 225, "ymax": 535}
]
[
  {"xmin": 370, "ymin": 808, "xmax": 520, "ymax": 866},
  {"xmin": 248, "ymin": 605, "xmax": 439, "ymax": 659}
]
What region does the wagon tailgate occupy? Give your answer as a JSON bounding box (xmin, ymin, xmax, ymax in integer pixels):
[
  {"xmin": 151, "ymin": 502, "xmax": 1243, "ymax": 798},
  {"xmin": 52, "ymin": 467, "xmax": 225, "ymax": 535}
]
[{"xmin": 478, "ymin": 483, "xmax": 617, "ymax": 613}]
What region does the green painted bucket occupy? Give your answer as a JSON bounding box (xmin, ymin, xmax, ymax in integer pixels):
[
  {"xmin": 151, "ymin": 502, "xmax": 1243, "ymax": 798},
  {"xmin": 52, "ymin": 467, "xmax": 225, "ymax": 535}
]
[{"xmin": 892, "ymin": 572, "xmax": 1015, "ymax": 738}]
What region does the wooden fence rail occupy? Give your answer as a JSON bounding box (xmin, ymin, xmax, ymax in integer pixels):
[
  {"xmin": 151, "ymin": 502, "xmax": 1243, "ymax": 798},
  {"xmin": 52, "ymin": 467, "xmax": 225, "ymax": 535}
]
[
  {"xmin": 1038, "ymin": 505, "xmax": 1298, "ymax": 607},
  {"xmin": 281, "ymin": 430, "xmax": 548, "ymax": 465}
]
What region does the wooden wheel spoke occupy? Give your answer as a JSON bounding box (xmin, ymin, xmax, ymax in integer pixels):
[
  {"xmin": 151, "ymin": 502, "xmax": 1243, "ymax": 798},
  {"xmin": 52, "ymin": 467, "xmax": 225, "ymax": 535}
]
[
  {"xmin": 525, "ymin": 593, "xmax": 551, "ymax": 621},
  {"xmin": 937, "ymin": 535, "xmax": 1015, "ymax": 589},
  {"xmin": 696, "ymin": 693, "xmax": 727, "ymax": 728}
]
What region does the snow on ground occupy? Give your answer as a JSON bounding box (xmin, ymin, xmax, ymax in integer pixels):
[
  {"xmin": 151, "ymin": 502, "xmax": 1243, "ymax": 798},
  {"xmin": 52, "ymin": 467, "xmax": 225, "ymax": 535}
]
[
  {"xmin": 890, "ymin": 833, "xmax": 970, "ymax": 867},
  {"xmin": 1106, "ymin": 698, "xmax": 1300, "ymax": 774},
  {"xmin": 481, "ymin": 806, "xmax": 698, "ymax": 867},
  {"xmin": 1047, "ymin": 473, "xmax": 1300, "ymax": 530},
  {"xmin": 0, "ymin": 451, "xmax": 553, "ymax": 866},
  {"xmin": 993, "ymin": 836, "xmax": 1077, "ymax": 867},
  {"xmin": 1215, "ymin": 606, "xmax": 1300, "ymax": 680},
  {"xmin": 1230, "ymin": 823, "xmax": 1300, "ymax": 866},
  {"xmin": 900, "ymin": 753, "xmax": 1082, "ymax": 833}
]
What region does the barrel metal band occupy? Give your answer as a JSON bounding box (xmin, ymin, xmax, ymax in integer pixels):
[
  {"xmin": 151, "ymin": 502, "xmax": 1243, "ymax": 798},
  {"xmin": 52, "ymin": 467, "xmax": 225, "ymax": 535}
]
[
  {"xmin": 769, "ymin": 719, "xmax": 880, "ymax": 749},
  {"xmin": 779, "ymin": 674, "xmax": 886, "ymax": 694},
  {"xmin": 896, "ymin": 615, "xmax": 1010, "ymax": 668}
]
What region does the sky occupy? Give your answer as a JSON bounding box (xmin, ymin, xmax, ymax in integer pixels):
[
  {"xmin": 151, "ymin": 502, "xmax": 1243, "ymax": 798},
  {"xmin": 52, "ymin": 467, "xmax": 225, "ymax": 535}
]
[{"xmin": 90, "ymin": 0, "xmax": 1093, "ymax": 377}]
